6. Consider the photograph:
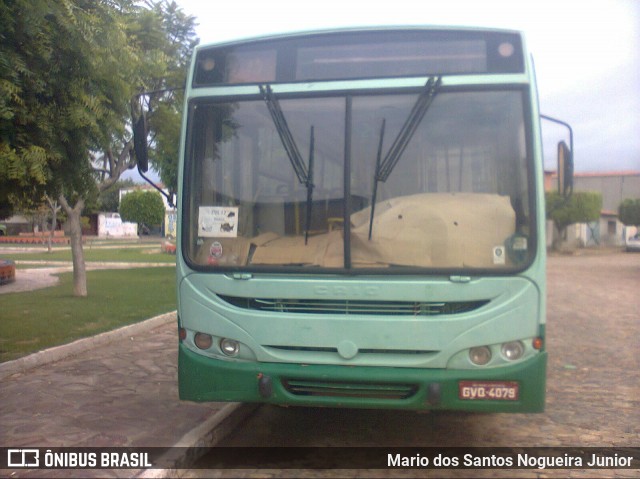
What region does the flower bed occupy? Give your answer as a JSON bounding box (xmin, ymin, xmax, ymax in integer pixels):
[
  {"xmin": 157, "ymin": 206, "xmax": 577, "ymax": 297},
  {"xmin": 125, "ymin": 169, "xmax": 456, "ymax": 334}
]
[
  {"xmin": 0, "ymin": 260, "xmax": 16, "ymax": 285},
  {"xmin": 161, "ymin": 241, "xmax": 176, "ymax": 254},
  {"xmin": 0, "ymin": 236, "xmax": 70, "ymax": 245}
]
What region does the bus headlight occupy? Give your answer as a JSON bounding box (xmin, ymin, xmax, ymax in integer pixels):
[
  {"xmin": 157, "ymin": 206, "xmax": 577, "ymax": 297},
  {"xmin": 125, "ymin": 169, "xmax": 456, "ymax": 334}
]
[
  {"xmin": 501, "ymin": 341, "xmax": 524, "ymax": 361},
  {"xmin": 194, "ymin": 332, "xmax": 213, "ymax": 350},
  {"xmin": 469, "ymin": 346, "xmax": 492, "ymax": 365},
  {"xmin": 220, "ymin": 338, "xmax": 240, "ymax": 357}
]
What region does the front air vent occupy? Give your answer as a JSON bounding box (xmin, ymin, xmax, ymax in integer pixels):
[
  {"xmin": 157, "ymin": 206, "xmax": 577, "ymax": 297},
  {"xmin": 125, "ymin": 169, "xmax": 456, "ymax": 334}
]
[
  {"xmin": 219, "ymin": 295, "xmax": 488, "ymax": 316},
  {"xmin": 282, "ymin": 378, "xmax": 418, "ymax": 400},
  {"xmin": 265, "ymin": 345, "xmax": 436, "ymax": 355}
]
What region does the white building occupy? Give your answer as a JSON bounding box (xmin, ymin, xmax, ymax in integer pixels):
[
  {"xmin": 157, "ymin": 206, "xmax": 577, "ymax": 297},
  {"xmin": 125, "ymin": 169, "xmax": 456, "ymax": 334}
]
[
  {"xmin": 119, "ymin": 184, "xmax": 177, "ymax": 238},
  {"xmin": 97, "ymin": 212, "xmax": 138, "ymax": 237}
]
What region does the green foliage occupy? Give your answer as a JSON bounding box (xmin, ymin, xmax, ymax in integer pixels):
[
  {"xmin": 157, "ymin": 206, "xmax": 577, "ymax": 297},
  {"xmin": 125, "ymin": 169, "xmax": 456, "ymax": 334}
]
[
  {"xmin": 1, "ymin": 0, "xmax": 196, "ymax": 295},
  {"xmin": 1, "ymin": 0, "xmax": 135, "ymax": 207},
  {"xmin": 149, "ymin": 101, "xmax": 181, "ymax": 192},
  {"xmin": 80, "ymin": 216, "xmax": 92, "ymax": 230},
  {"xmin": 618, "ymin": 198, "xmax": 640, "ymax": 227},
  {"xmin": 0, "ymin": 2, "xmax": 54, "ymax": 204},
  {"xmin": 0, "ymin": 203, "xmax": 12, "ymax": 220},
  {"xmin": 119, "ymin": 190, "xmax": 165, "ymax": 226},
  {"xmin": 0, "ymin": 0, "xmax": 197, "ymax": 213},
  {"xmin": 98, "ymin": 178, "xmax": 137, "ymax": 212},
  {"xmin": 546, "ymin": 191, "xmax": 602, "ymax": 235},
  {"xmin": 129, "ymin": 1, "xmax": 198, "ymax": 193}
]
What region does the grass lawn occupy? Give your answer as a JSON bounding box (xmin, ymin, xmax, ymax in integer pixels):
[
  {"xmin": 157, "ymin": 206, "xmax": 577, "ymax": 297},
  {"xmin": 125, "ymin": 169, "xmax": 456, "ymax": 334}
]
[
  {"xmin": 0, "ymin": 267, "xmax": 176, "ymax": 362},
  {"xmin": 1, "ymin": 248, "xmax": 176, "ymax": 264}
]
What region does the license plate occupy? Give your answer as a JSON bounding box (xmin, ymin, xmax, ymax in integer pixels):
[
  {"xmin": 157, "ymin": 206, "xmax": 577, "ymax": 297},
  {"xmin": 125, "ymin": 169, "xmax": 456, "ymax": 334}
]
[{"xmin": 458, "ymin": 381, "xmax": 519, "ymax": 401}]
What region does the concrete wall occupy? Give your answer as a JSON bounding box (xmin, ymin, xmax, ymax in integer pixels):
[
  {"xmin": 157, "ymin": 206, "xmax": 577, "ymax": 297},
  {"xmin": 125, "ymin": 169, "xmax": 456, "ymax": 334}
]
[
  {"xmin": 546, "ymin": 172, "xmax": 640, "ymax": 248},
  {"xmin": 97, "ymin": 212, "xmax": 137, "ymax": 237},
  {"xmin": 573, "ymin": 173, "xmax": 640, "ymax": 212}
]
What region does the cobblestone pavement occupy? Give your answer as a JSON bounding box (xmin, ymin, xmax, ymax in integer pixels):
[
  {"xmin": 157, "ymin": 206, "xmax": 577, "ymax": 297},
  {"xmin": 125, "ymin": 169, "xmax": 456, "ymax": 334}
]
[
  {"xmin": 0, "ymin": 314, "xmax": 225, "ymax": 478},
  {"xmin": 0, "ymin": 252, "xmax": 637, "ymax": 478},
  {"xmin": 185, "ymin": 251, "xmax": 640, "ymax": 478}
]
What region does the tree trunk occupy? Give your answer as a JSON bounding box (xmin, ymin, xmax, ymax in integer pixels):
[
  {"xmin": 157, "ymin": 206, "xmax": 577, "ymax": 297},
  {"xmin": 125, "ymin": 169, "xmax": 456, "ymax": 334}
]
[
  {"xmin": 46, "ymin": 196, "xmax": 60, "ymax": 254},
  {"xmin": 59, "ymin": 195, "xmax": 87, "ymax": 297},
  {"xmin": 552, "ymin": 224, "xmax": 571, "ymax": 252},
  {"xmin": 552, "ymin": 225, "xmax": 562, "ymax": 251}
]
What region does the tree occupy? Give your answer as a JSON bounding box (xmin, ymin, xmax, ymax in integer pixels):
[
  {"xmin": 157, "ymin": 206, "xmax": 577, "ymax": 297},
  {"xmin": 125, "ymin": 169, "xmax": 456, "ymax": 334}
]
[
  {"xmin": 44, "ymin": 195, "xmax": 61, "ymax": 252},
  {"xmin": 119, "ymin": 190, "xmax": 165, "ymax": 231},
  {"xmin": 546, "ymin": 191, "xmax": 602, "ymax": 249},
  {"xmin": 1, "ymin": 0, "xmax": 197, "ymax": 296},
  {"xmin": 0, "ymin": 1, "xmax": 66, "ymax": 218},
  {"xmin": 129, "ymin": 1, "xmax": 198, "ymax": 195},
  {"xmin": 98, "ymin": 179, "xmax": 137, "ymax": 212},
  {"xmin": 618, "ymin": 198, "xmax": 640, "ymax": 227},
  {"xmin": 2, "ymin": 0, "xmax": 137, "ymax": 295}
]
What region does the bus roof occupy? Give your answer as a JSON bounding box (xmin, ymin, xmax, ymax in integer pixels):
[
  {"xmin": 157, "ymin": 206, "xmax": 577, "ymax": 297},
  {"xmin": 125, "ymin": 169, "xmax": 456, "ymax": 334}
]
[
  {"xmin": 191, "ymin": 27, "xmax": 526, "ymax": 87},
  {"xmin": 194, "ymin": 25, "xmax": 524, "ymax": 52}
]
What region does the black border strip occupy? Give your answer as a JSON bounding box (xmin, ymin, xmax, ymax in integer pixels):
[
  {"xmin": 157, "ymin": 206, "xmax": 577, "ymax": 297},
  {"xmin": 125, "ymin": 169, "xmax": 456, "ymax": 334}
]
[{"xmin": 2, "ymin": 447, "xmax": 638, "ymax": 470}]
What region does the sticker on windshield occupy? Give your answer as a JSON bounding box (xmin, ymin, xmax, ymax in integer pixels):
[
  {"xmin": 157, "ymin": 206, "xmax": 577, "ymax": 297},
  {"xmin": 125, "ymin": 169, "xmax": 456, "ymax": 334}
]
[
  {"xmin": 493, "ymin": 245, "xmax": 506, "ymax": 265},
  {"xmin": 210, "ymin": 241, "xmax": 223, "ymax": 258},
  {"xmin": 512, "ymin": 236, "xmax": 527, "ymax": 250},
  {"xmin": 198, "ymin": 206, "xmax": 239, "ymax": 237}
]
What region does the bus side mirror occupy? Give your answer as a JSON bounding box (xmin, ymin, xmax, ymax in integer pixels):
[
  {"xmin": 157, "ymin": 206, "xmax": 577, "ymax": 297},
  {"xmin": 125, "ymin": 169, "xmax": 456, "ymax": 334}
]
[
  {"xmin": 540, "ymin": 114, "xmax": 574, "ymax": 199},
  {"xmin": 557, "ymin": 140, "xmax": 573, "ymax": 198},
  {"xmin": 133, "ymin": 113, "xmax": 149, "ymax": 173}
]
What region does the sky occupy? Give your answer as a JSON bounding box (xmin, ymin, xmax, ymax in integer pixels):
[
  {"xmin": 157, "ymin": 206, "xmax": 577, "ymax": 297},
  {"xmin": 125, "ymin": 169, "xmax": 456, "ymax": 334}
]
[{"xmin": 170, "ymin": 0, "xmax": 639, "ymax": 174}]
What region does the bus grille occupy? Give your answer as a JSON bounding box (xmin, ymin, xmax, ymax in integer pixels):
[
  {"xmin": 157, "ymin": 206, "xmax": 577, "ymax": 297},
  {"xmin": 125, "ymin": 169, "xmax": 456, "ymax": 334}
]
[
  {"xmin": 265, "ymin": 345, "xmax": 435, "ymax": 355},
  {"xmin": 219, "ymin": 296, "xmax": 488, "ymax": 316},
  {"xmin": 282, "ymin": 378, "xmax": 418, "ymax": 400}
]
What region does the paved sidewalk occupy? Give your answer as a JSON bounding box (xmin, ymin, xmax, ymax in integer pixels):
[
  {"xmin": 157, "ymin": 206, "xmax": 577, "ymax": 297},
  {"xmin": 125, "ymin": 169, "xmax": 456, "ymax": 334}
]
[{"xmin": 0, "ymin": 313, "xmax": 254, "ymax": 478}]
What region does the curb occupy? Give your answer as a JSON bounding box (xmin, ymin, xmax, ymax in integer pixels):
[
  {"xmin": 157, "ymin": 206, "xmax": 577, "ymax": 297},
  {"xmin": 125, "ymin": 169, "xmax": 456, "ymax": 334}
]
[
  {"xmin": 137, "ymin": 402, "xmax": 260, "ymax": 478},
  {"xmin": 1, "ymin": 309, "xmax": 259, "ymax": 474},
  {"xmin": 0, "ymin": 311, "xmax": 176, "ymax": 380}
]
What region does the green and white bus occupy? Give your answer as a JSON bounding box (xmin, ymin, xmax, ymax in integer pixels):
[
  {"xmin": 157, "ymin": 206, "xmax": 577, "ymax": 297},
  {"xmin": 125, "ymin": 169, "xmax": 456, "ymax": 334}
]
[{"xmin": 147, "ymin": 27, "xmax": 573, "ymax": 412}]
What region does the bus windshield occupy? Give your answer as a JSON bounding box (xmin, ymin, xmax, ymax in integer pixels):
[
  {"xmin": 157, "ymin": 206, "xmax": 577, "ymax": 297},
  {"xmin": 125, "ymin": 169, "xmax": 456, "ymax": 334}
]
[{"xmin": 184, "ymin": 87, "xmax": 532, "ymax": 271}]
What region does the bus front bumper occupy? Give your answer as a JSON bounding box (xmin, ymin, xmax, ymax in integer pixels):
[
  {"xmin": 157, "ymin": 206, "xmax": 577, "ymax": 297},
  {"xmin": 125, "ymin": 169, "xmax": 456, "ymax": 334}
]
[{"xmin": 179, "ymin": 344, "xmax": 546, "ymax": 412}]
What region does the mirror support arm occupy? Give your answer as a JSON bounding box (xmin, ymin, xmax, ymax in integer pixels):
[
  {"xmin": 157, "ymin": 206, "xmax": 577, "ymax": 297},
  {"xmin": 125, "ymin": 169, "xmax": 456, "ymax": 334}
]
[
  {"xmin": 131, "ymin": 87, "xmax": 184, "ymax": 208},
  {"xmin": 540, "ymin": 114, "xmax": 573, "ymax": 155}
]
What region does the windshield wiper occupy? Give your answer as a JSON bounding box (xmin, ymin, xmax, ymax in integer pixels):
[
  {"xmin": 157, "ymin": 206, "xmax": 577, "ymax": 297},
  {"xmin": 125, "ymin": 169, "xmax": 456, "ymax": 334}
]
[
  {"xmin": 260, "ymin": 84, "xmax": 315, "ymax": 244},
  {"xmin": 368, "ymin": 119, "xmax": 386, "ymax": 240},
  {"xmin": 368, "ymin": 76, "xmax": 441, "ymax": 240},
  {"xmin": 305, "ymin": 126, "xmax": 315, "ymax": 245}
]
